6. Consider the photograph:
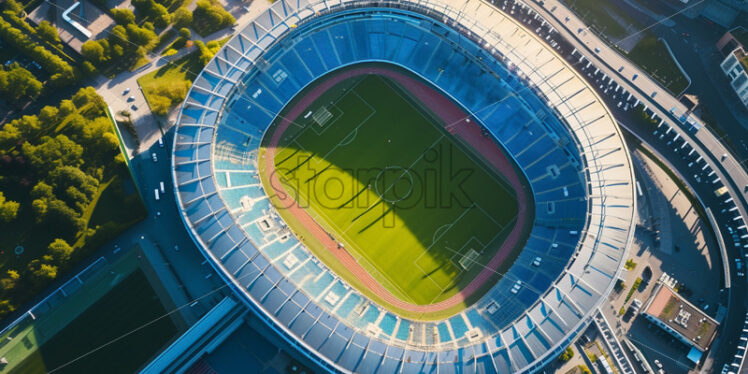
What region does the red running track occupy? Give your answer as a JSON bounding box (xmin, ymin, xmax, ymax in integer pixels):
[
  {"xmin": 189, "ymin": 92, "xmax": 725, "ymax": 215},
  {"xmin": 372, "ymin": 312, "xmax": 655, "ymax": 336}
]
[{"xmin": 263, "ymin": 66, "xmax": 532, "ymax": 314}]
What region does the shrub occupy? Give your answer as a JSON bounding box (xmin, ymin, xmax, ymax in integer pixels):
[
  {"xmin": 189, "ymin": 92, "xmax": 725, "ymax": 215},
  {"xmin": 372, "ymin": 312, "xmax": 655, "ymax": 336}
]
[
  {"xmin": 0, "ymin": 191, "xmax": 20, "ymax": 222},
  {"xmin": 178, "ymin": 27, "xmax": 191, "ymax": 40},
  {"xmin": 36, "ymin": 21, "xmax": 61, "ymax": 44},
  {"xmin": 110, "ymin": 8, "xmax": 136, "ymax": 25},
  {"xmin": 48, "ymin": 238, "xmax": 74, "ymax": 263},
  {"xmin": 192, "ymin": 0, "xmax": 234, "ymax": 36},
  {"xmin": 558, "ymin": 346, "xmax": 574, "ymax": 362},
  {"xmin": 173, "ymin": 7, "xmax": 192, "ymax": 28},
  {"xmin": 624, "ymin": 258, "xmax": 637, "ymax": 270},
  {"xmin": 145, "ymin": 79, "xmax": 190, "ymax": 115},
  {"xmin": 0, "ymin": 63, "xmax": 43, "ymax": 104}
]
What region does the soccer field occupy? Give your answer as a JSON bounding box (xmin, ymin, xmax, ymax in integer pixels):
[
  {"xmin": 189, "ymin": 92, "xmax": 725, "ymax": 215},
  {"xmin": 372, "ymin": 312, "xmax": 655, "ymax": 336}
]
[{"xmin": 267, "ymin": 73, "xmax": 518, "ymax": 305}]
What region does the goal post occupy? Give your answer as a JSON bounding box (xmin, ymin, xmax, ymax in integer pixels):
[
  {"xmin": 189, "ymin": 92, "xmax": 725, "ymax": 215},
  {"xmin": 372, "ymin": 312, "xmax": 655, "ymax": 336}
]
[
  {"xmin": 458, "ymin": 248, "xmax": 480, "ymax": 270},
  {"xmin": 312, "ymin": 107, "xmax": 334, "ymax": 127}
]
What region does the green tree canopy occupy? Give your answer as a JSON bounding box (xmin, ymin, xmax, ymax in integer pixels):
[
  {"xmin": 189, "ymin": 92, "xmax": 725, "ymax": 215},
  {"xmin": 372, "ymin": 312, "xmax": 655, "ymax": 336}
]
[
  {"xmin": 27, "ymin": 259, "xmax": 58, "ymax": 286},
  {"xmin": 0, "ymin": 270, "xmax": 20, "ymax": 294},
  {"xmin": 111, "ymin": 8, "xmax": 136, "ymax": 25},
  {"xmin": 0, "ymin": 63, "xmax": 43, "ymax": 103},
  {"xmin": 36, "ymin": 21, "xmax": 61, "ymax": 44},
  {"xmin": 178, "ymin": 27, "xmax": 191, "ymax": 40},
  {"xmin": 0, "ymin": 192, "xmax": 20, "ymax": 223},
  {"xmin": 174, "ymin": 7, "xmax": 193, "ymax": 29},
  {"xmin": 81, "ymin": 40, "xmax": 107, "ymax": 64},
  {"xmin": 22, "ymin": 134, "xmax": 84, "ymax": 173},
  {"xmin": 192, "ymin": 0, "xmax": 234, "ymax": 36},
  {"xmin": 48, "ymin": 238, "xmax": 74, "ymax": 263}
]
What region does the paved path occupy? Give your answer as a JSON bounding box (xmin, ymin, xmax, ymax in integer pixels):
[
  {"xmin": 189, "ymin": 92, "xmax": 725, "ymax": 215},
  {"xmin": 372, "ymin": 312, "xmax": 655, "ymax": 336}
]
[
  {"xmin": 511, "ymin": 1, "xmax": 747, "ymax": 370},
  {"xmin": 263, "ymin": 66, "xmax": 532, "ymax": 314}
]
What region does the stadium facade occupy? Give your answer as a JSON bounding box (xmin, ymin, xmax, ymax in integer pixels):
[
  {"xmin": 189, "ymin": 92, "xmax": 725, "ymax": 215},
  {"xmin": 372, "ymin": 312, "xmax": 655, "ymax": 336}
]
[{"xmin": 171, "ymin": 0, "xmax": 636, "ymax": 372}]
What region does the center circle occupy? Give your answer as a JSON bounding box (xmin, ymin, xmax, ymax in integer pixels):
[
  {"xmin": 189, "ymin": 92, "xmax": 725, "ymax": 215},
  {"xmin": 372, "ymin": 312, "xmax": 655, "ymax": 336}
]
[{"xmin": 373, "ymin": 166, "xmax": 415, "ymax": 204}]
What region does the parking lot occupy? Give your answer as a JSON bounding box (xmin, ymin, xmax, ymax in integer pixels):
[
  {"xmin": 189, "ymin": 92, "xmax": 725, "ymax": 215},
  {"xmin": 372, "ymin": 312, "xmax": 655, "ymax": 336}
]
[{"xmin": 596, "ymin": 148, "xmax": 723, "ymax": 374}]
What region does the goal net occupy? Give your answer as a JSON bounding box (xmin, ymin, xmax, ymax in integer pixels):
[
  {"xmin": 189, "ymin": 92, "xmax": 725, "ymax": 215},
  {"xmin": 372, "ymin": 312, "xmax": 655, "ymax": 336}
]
[
  {"xmin": 458, "ymin": 248, "xmax": 480, "ymax": 270},
  {"xmin": 312, "ymin": 107, "xmax": 334, "ymax": 127}
]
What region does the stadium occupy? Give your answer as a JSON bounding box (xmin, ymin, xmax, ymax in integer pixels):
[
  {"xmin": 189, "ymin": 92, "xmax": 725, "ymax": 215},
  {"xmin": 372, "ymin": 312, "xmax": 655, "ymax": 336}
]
[{"xmin": 171, "ymin": 0, "xmax": 637, "ymax": 372}]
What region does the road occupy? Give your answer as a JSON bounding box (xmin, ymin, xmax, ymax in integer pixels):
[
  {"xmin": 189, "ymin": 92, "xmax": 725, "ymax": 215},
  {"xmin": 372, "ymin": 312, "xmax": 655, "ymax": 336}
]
[
  {"xmin": 608, "ymin": 0, "xmax": 748, "ymax": 160},
  {"xmin": 502, "ymin": 0, "xmax": 748, "ymax": 371}
]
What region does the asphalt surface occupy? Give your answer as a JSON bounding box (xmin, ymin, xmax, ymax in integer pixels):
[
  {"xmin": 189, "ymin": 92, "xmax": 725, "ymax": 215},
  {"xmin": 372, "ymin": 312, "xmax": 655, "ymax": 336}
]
[
  {"xmin": 497, "ymin": 0, "xmax": 747, "ymax": 371},
  {"xmin": 609, "ymin": 0, "xmax": 748, "ymax": 160}
]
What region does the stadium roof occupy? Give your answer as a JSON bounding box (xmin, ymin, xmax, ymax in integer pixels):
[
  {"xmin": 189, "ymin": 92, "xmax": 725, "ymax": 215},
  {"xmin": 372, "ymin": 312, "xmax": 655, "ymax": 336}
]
[{"xmin": 171, "ymin": 0, "xmax": 637, "ymax": 372}]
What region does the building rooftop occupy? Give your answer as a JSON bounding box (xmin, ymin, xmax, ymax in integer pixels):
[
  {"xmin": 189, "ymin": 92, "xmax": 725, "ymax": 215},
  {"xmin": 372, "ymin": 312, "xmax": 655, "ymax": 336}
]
[
  {"xmin": 734, "ymin": 48, "xmax": 748, "ymax": 71},
  {"xmin": 27, "ymin": 0, "xmax": 113, "ymax": 53},
  {"xmin": 643, "ymin": 283, "xmax": 719, "ymax": 351}
]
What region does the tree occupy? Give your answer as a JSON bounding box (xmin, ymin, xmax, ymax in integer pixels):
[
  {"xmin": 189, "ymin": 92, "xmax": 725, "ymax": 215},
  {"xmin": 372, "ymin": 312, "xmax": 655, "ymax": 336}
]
[
  {"xmin": 0, "ymin": 64, "xmax": 43, "ymax": 103},
  {"xmin": 173, "ymin": 7, "xmax": 192, "ymax": 28},
  {"xmin": 178, "ymin": 27, "xmax": 191, "ymax": 40},
  {"xmin": 0, "ymin": 300, "xmax": 14, "ymax": 316},
  {"xmin": 0, "ymin": 123, "xmax": 21, "ymax": 150},
  {"xmin": 48, "ymin": 166, "xmax": 99, "ymax": 203},
  {"xmin": 45, "ymin": 197, "xmax": 85, "ymax": 235},
  {"xmin": 82, "ymin": 40, "xmax": 107, "ymax": 64},
  {"xmin": 72, "ymin": 86, "xmax": 106, "ymax": 112},
  {"xmin": 36, "ymin": 21, "xmax": 61, "ymax": 44},
  {"xmin": 0, "ymin": 270, "xmax": 20, "ymax": 294},
  {"xmin": 126, "ymin": 23, "xmax": 157, "ymax": 48},
  {"xmin": 48, "ymin": 238, "xmax": 74, "ymax": 263},
  {"xmin": 195, "ymin": 40, "xmax": 214, "ymax": 67},
  {"xmin": 81, "ymin": 60, "xmax": 97, "ymax": 76},
  {"xmin": 111, "ymin": 8, "xmax": 136, "ymax": 25},
  {"xmin": 27, "ymin": 259, "xmax": 58, "ymax": 286},
  {"xmin": 22, "ymin": 134, "xmax": 84, "ymax": 173},
  {"xmin": 144, "ymin": 78, "xmax": 190, "ymax": 115},
  {"xmin": 2, "ymin": 0, "xmax": 23, "ymax": 15},
  {"xmin": 31, "ymin": 198, "xmax": 47, "ymax": 220},
  {"xmin": 38, "ymin": 106, "xmax": 60, "ymax": 128},
  {"xmin": 558, "ymin": 346, "xmax": 574, "ymax": 362},
  {"xmin": 192, "ymin": 0, "xmax": 234, "ymax": 36},
  {"xmin": 0, "ymin": 192, "xmax": 20, "ymax": 223},
  {"xmin": 152, "ymin": 3, "xmax": 171, "ymax": 28},
  {"xmin": 109, "ymin": 24, "xmax": 129, "ymax": 46}
]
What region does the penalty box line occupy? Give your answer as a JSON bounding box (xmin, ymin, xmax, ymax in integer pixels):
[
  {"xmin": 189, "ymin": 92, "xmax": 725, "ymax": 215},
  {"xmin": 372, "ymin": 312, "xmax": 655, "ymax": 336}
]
[
  {"xmin": 411, "ymin": 205, "xmax": 476, "ymax": 292},
  {"xmin": 281, "ymin": 179, "xmax": 421, "ymax": 305},
  {"xmin": 412, "ymin": 203, "xmax": 505, "ymax": 291},
  {"xmin": 291, "ymin": 74, "xmax": 372, "ymax": 137},
  {"xmin": 277, "ymin": 160, "xmax": 423, "ymax": 305}
]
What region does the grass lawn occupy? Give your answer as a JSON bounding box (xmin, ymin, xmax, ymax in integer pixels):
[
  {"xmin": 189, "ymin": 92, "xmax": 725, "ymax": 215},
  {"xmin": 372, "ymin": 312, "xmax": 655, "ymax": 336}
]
[
  {"xmin": 138, "ymin": 52, "xmax": 202, "ymax": 94},
  {"xmin": 129, "ymin": 56, "xmax": 151, "ymax": 72},
  {"xmin": 5, "ymin": 262, "xmax": 177, "ymax": 374},
  {"xmin": 0, "ymin": 250, "xmax": 177, "ymax": 374},
  {"xmin": 627, "ymin": 35, "xmax": 689, "ymax": 95},
  {"xmin": 137, "ymin": 52, "xmax": 202, "ymax": 113},
  {"xmin": 35, "ymin": 269, "xmax": 176, "ymax": 373},
  {"xmin": 263, "ymin": 74, "xmax": 518, "ymax": 306},
  {"xmin": 562, "ymin": 0, "xmax": 641, "ymax": 39}
]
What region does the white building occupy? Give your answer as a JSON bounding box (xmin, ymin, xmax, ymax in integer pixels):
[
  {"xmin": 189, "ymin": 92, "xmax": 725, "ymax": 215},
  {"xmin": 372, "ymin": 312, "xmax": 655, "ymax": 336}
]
[{"xmin": 720, "ymin": 47, "xmax": 748, "ymax": 109}]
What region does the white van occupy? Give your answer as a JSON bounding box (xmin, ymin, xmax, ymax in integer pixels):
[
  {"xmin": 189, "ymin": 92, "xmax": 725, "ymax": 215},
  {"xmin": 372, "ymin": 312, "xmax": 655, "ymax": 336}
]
[
  {"xmin": 154, "ymin": 189, "xmax": 160, "ymax": 201},
  {"xmin": 160, "ymin": 181, "xmax": 165, "ymax": 194}
]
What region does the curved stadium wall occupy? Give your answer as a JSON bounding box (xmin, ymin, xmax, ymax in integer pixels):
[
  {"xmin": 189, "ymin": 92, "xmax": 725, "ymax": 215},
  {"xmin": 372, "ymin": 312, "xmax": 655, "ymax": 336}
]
[{"xmin": 171, "ymin": 0, "xmax": 636, "ymax": 373}]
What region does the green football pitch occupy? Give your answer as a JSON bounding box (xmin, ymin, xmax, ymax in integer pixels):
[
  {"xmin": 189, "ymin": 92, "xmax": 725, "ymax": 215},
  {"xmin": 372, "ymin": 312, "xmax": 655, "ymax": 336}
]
[{"xmin": 267, "ymin": 73, "xmax": 518, "ymax": 306}]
